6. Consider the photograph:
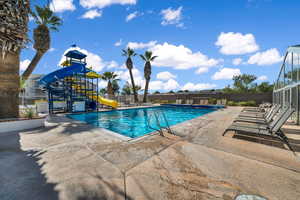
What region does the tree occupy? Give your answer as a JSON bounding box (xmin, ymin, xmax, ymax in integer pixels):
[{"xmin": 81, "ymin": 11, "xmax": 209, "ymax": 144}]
[
  {"xmin": 232, "ymin": 74, "xmax": 257, "ymax": 92},
  {"xmin": 0, "ymin": 0, "xmax": 30, "ymax": 118},
  {"xmin": 22, "ymin": 5, "xmax": 62, "ymax": 80},
  {"xmin": 112, "ymin": 80, "xmax": 120, "ymax": 95},
  {"xmin": 101, "ymin": 72, "xmax": 119, "ymax": 98},
  {"xmin": 140, "ymin": 51, "xmax": 158, "ymax": 102},
  {"xmin": 122, "ymin": 47, "xmax": 138, "ymax": 103},
  {"xmin": 257, "ymin": 82, "xmax": 274, "ymax": 93},
  {"xmin": 154, "ymin": 91, "xmax": 160, "ymax": 94},
  {"xmin": 168, "ymin": 90, "xmax": 175, "ymax": 94},
  {"xmin": 99, "ymin": 88, "xmax": 107, "ymax": 96},
  {"xmin": 121, "ymin": 81, "xmax": 142, "ymax": 95},
  {"xmin": 121, "ymin": 82, "xmax": 132, "ymax": 95}
]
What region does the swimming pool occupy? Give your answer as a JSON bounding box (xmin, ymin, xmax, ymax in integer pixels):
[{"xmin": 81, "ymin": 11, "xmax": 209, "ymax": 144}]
[{"xmin": 68, "ymin": 106, "xmax": 216, "ymax": 138}]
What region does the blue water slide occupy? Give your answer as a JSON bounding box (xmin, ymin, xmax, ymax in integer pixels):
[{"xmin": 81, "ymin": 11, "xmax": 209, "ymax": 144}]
[{"xmin": 39, "ymin": 62, "xmax": 88, "ymax": 86}]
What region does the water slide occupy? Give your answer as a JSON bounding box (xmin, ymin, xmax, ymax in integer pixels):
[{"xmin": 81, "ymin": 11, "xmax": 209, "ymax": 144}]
[{"xmin": 39, "ymin": 63, "xmax": 118, "ymax": 108}]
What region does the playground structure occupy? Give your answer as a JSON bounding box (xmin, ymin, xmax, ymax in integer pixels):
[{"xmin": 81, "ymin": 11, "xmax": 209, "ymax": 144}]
[{"xmin": 39, "ymin": 49, "xmax": 118, "ymax": 114}]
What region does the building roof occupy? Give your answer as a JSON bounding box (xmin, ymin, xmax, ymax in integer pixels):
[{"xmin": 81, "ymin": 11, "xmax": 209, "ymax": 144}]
[{"xmin": 65, "ymin": 50, "xmax": 87, "ymax": 60}]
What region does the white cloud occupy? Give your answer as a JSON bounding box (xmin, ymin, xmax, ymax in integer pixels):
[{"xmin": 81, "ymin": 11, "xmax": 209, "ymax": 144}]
[
  {"xmin": 50, "ymin": 0, "xmax": 75, "ymax": 13},
  {"xmin": 257, "ymin": 75, "xmax": 268, "ymax": 81},
  {"xmin": 149, "ymin": 42, "xmax": 220, "ymax": 70},
  {"xmin": 58, "ymin": 46, "xmax": 115, "ymax": 72},
  {"xmin": 164, "ymin": 79, "xmax": 179, "ymax": 90},
  {"xmin": 232, "ymin": 58, "xmax": 243, "ymax": 66},
  {"xmin": 20, "ymin": 59, "xmax": 30, "ymax": 71},
  {"xmin": 107, "ymin": 61, "xmax": 119, "ymax": 69},
  {"xmin": 161, "ymin": 6, "xmax": 183, "ymax": 27},
  {"xmin": 149, "ymin": 79, "xmax": 180, "ymax": 91},
  {"xmin": 81, "ymin": 9, "xmax": 102, "ymax": 19},
  {"xmin": 156, "ymin": 71, "xmax": 177, "ymax": 80},
  {"xmin": 215, "ymin": 32, "xmax": 259, "ymax": 55},
  {"xmin": 127, "ymin": 41, "xmax": 157, "ymax": 49},
  {"xmin": 116, "ymin": 68, "xmax": 145, "ymax": 87},
  {"xmin": 98, "ymin": 80, "xmax": 107, "ymax": 88},
  {"xmin": 247, "ymin": 48, "xmax": 283, "ymax": 66},
  {"xmin": 126, "ymin": 11, "xmax": 141, "ymax": 22},
  {"xmin": 80, "ymin": 0, "xmax": 137, "ymax": 9},
  {"xmin": 195, "ymin": 67, "xmax": 209, "ymax": 75},
  {"xmin": 212, "ymin": 68, "xmax": 241, "ymax": 80},
  {"xmin": 114, "ymin": 39, "xmax": 123, "ymax": 47},
  {"xmin": 181, "ymin": 83, "xmax": 217, "ymax": 91},
  {"xmin": 49, "ymin": 48, "xmax": 55, "ymax": 52}
]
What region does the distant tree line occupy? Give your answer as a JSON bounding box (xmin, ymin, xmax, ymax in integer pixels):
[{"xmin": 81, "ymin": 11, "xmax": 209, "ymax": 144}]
[{"xmin": 222, "ymin": 74, "xmax": 274, "ymax": 93}]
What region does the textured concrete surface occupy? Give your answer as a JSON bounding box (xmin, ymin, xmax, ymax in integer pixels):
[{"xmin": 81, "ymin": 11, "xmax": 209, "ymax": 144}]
[{"xmin": 0, "ymin": 106, "xmax": 299, "ymax": 200}]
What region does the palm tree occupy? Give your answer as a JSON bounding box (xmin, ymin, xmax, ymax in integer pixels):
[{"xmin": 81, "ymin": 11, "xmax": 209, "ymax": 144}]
[
  {"xmin": 140, "ymin": 51, "xmax": 157, "ymax": 103},
  {"xmin": 0, "ymin": 0, "xmax": 30, "ymax": 118},
  {"xmin": 22, "ymin": 5, "xmax": 62, "ymax": 80},
  {"xmin": 122, "ymin": 47, "xmax": 138, "ymax": 103},
  {"xmin": 101, "ymin": 72, "xmax": 119, "ymax": 99}
]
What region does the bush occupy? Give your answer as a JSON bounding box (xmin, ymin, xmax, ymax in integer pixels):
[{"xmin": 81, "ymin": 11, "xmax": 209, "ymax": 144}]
[
  {"xmin": 238, "ymin": 100, "xmax": 256, "ymax": 107},
  {"xmin": 227, "ymin": 100, "xmax": 257, "ymax": 107},
  {"xmin": 23, "ymin": 107, "xmax": 35, "ymax": 119},
  {"xmin": 208, "ymin": 98, "xmax": 217, "ymax": 105},
  {"xmin": 227, "ymin": 101, "xmax": 238, "ymax": 106}
]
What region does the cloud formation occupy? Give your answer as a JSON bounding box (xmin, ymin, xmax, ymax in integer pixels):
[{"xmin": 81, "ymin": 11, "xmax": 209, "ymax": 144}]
[
  {"xmin": 161, "ymin": 6, "xmax": 184, "ymax": 27},
  {"xmin": 81, "ymin": 9, "xmax": 102, "ymax": 19},
  {"xmin": 50, "ymin": 0, "xmax": 76, "ymax": 12},
  {"xmin": 215, "ymin": 32, "xmax": 259, "ymax": 55},
  {"xmin": 80, "ymin": 0, "xmax": 137, "ymax": 9},
  {"xmin": 156, "ymin": 71, "xmax": 177, "ymax": 80},
  {"xmin": 149, "ymin": 42, "xmax": 220, "ymax": 71},
  {"xmin": 247, "ymin": 48, "xmax": 283, "ymax": 66},
  {"xmin": 212, "ymin": 68, "xmax": 241, "ymax": 80}
]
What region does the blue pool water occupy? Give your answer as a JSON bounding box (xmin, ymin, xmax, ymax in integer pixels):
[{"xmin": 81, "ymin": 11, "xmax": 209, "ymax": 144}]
[{"xmin": 68, "ymin": 106, "xmax": 216, "ymax": 138}]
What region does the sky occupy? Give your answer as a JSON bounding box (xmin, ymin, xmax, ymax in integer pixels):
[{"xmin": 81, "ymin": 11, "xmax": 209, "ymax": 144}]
[{"xmin": 20, "ymin": 0, "xmax": 300, "ymax": 92}]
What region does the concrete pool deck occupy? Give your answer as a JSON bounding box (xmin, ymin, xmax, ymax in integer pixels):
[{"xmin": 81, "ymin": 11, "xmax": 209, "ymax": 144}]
[{"xmin": 0, "ymin": 107, "xmax": 299, "ymax": 199}]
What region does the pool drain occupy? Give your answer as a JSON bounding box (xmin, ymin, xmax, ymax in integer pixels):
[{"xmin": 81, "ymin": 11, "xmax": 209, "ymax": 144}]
[{"xmin": 235, "ymin": 194, "xmax": 267, "ymax": 200}]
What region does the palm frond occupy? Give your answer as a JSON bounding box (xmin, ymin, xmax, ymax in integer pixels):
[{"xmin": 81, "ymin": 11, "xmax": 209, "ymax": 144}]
[
  {"xmin": 150, "ymin": 56, "xmax": 158, "ymax": 61},
  {"xmin": 140, "ymin": 54, "xmax": 146, "ymax": 61}
]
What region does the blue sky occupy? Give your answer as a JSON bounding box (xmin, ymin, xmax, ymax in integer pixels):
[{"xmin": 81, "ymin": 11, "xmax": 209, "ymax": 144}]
[{"xmin": 21, "ymin": 0, "xmax": 300, "ymax": 92}]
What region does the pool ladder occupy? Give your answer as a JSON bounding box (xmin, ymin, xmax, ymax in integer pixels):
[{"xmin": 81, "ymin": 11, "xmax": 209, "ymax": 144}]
[{"xmin": 146, "ymin": 111, "xmax": 175, "ymax": 136}]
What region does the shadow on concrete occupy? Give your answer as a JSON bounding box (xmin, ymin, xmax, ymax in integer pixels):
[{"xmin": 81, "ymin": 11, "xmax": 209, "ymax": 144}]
[{"xmin": 0, "ymin": 132, "xmax": 59, "ymax": 200}]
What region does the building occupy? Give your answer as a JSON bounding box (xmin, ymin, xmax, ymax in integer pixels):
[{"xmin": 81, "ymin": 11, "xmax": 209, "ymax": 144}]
[
  {"xmin": 273, "ymin": 45, "xmax": 300, "ymax": 124},
  {"xmin": 20, "ymin": 74, "xmax": 47, "ymax": 105}
]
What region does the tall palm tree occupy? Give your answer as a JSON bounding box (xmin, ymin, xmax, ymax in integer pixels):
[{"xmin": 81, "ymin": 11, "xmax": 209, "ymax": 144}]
[
  {"xmin": 101, "ymin": 72, "xmax": 119, "ymax": 99},
  {"xmin": 22, "ymin": 5, "xmax": 62, "ymax": 80},
  {"xmin": 140, "ymin": 51, "xmax": 157, "ymax": 103},
  {"xmin": 122, "ymin": 47, "xmax": 138, "ymax": 103},
  {"xmin": 0, "ymin": 0, "xmax": 30, "ymax": 118}
]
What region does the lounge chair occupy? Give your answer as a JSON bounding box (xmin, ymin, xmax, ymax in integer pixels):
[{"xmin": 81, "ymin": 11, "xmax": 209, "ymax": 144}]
[
  {"xmin": 223, "ymin": 108, "xmax": 295, "ymax": 151},
  {"xmin": 235, "ymin": 105, "xmax": 280, "ymax": 124},
  {"xmin": 238, "ymin": 104, "xmax": 278, "ymax": 118},
  {"xmin": 232, "ymin": 106, "xmax": 287, "ymax": 129},
  {"xmin": 216, "ymin": 99, "xmax": 222, "ymax": 105}
]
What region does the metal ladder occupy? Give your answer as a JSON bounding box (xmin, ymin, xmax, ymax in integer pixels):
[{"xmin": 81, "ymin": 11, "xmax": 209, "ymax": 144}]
[{"xmin": 146, "ymin": 111, "xmax": 175, "ymax": 136}]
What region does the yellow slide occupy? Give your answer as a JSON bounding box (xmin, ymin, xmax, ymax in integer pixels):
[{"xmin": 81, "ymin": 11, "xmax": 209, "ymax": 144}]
[
  {"xmin": 88, "ymin": 95, "xmax": 118, "ymax": 109},
  {"xmin": 72, "ymin": 85, "xmax": 118, "ymax": 108}
]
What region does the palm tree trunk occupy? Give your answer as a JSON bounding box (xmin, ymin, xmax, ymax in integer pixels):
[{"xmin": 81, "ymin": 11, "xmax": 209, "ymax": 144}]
[
  {"xmin": 107, "ymin": 81, "xmax": 114, "ymax": 99},
  {"xmin": 0, "ymin": 51, "xmax": 20, "ymax": 119},
  {"xmin": 21, "ymin": 51, "xmax": 44, "ymax": 80},
  {"xmin": 129, "ymin": 69, "xmax": 138, "ymax": 103},
  {"xmin": 143, "ymin": 79, "xmax": 150, "ymax": 103}
]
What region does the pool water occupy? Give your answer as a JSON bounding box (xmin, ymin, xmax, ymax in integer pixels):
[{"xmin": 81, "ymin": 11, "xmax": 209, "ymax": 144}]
[{"xmin": 68, "ymin": 106, "xmax": 216, "ymax": 138}]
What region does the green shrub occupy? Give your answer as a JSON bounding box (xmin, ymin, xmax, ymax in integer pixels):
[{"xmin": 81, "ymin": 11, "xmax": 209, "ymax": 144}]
[
  {"xmin": 208, "ymin": 98, "xmax": 217, "ymax": 105},
  {"xmin": 24, "ymin": 107, "xmax": 35, "ymax": 119},
  {"xmin": 227, "ymin": 101, "xmax": 238, "ymax": 106},
  {"xmin": 238, "ymin": 100, "xmax": 256, "ymax": 107}
]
